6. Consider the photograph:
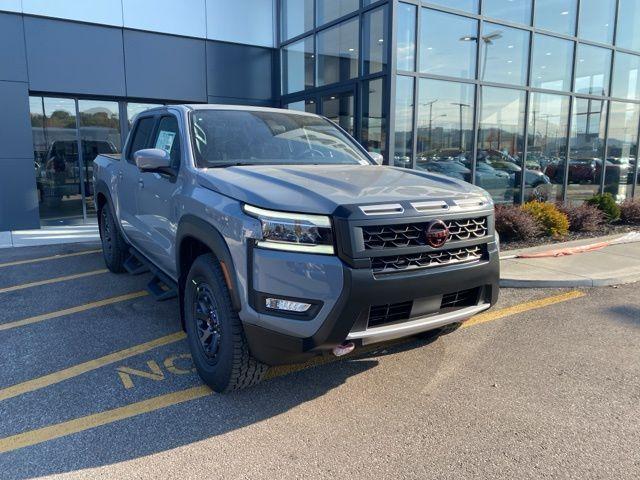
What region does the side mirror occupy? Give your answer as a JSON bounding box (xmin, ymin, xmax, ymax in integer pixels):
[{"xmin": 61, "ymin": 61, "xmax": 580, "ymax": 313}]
[
  {"xmin": 369, "ymin": 152, "xmax": 384, "ymax": 165},
  {"xmin": 134, "ymin": 148, "xmax": 172, "ymax": 174}
]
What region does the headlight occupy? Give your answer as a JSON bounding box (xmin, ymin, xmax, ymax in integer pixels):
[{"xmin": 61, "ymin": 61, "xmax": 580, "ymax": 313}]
[{"xmin": 243, "ymin": 205, "xmax": 335, "ymax": 255}]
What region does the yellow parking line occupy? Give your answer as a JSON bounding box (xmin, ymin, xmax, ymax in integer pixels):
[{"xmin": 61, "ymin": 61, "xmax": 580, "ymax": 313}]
[
  {"xmin": 0, "ymin": 385, "xmax": 212, "ymax": 454},
  {"xmin": 0, "ymin": 290, "xmax": 586, "ymax": 454},
  {"xmin": 0, "ymin": 291, "xmax": 149, "ymax": 332},
  {"xmin": 0, "ymin": 249, "xmax": 101, "ymax": 269},
  {"xmin": 0, "ymin": 331, "xmax": 185, "ymax": 402},
  {"xmin": 462, "ymin": 290, "xmax": 586, "ymax": 329},
  {"xmin": 0, "ymin": 269, "xmax": 109, "ymax": 295}
]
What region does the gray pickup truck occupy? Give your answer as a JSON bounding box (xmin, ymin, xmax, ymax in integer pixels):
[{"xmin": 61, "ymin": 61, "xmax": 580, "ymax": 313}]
[{"xmin": 93, "ymin": 105, "xmax": 499, "ymax": 392}]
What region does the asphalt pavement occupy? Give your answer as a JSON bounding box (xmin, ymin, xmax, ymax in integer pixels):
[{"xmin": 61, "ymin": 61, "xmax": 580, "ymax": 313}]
[{"xmin": 0, "ymin": 243, "xmax": 638, "ymax": 479}]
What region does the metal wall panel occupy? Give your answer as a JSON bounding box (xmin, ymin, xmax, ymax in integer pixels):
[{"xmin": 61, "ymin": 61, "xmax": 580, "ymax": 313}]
[
  {"xmin": 22, "ymin": 0, "xmax": 123, "ymax": 26},
  {"xmin": 0, "ymin": 158, "xmax": 40, "ymax": 231},
  {"xmin": 24, "ymin": 17, "xmax": 126, "ymax": 96},
  {"xmin": 207, "ymin": 96, "xmax": 274, "ymax": 106},
  {"xmin": 206, "ymin": 0, "xmax": 275, "ymax": 47},
  {"xmin": 0, "ymin": 81, "xmax": 34, "ymax": 159},
  {"xmin": 123, "ymin": 30, "xmax": 207, "ymax": 102},
  {"xmin": 0, "ymin": 0, "xmax": 21, "ymax": 13},
  {"xmin": 0, "ymin": 13, "xmax": 28, "ymax": 82},
  {"xmin": 206, "ymin": 41, "xmax": 274, "ymax": 101},
  {"xmin": 122, "ymin": 0, "xmax": 207, "ymax": 39}
]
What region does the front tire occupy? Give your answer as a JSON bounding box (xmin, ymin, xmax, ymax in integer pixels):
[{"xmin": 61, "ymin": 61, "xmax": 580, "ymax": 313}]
[
  {"xmin": 99, "ymin": 203, "xmax": 127, "ymax": 273},
  {"xmin": 184, "ymin": 254, "xmax": 268, "ymax": 393}
]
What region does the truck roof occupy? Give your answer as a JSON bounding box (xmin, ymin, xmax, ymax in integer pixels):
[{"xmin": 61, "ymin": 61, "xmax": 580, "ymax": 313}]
[{"xmin": 158, "ymin": 104, "xmax": 317, "ymax": 117}]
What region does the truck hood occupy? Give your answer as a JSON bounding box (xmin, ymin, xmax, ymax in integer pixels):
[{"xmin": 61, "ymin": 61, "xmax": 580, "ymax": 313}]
[{"xmin": 196, "ymin": 164, "xmax": 486, "ymax": 215}]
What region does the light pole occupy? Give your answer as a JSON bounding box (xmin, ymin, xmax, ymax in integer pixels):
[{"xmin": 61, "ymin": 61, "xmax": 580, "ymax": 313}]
[
  {"xmin": 451, "ymin": 102, "xmax": 470, "ymax": 152},
  {"xmin": 461, "ymin": 31, "xmax": 503, "ymax": 80}
]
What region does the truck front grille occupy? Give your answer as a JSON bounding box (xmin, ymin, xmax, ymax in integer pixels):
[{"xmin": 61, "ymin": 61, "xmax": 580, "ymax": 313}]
[
  {"xmin": 362, "ymin": 217, "xmax": 487, "ymax": 250},
  {"xmin": 441, "ymin": 288, "xmax": 480, "ymax": 309},
  {"xmin": 368, "ymin": 301, "xmax": 413, "ymax": 327},
  {"xmin": 371, "ymin": 245, "xmax": 484, "ymax": 275}
]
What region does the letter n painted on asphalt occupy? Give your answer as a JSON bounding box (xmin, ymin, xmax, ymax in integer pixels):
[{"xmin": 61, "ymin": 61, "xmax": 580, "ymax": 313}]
[{"xmin": 117, "ymin": 360, "xmax": 165, "ymax": 389}]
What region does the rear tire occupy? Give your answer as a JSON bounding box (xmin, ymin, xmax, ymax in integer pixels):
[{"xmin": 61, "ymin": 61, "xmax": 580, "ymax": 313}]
[
  {"xmin": 184, "ymin": 253, "xmax": 268, "ymax": 393},
  {"xmin": 99, "ymin": 203, "xmax": 127, "ymax": 273}
]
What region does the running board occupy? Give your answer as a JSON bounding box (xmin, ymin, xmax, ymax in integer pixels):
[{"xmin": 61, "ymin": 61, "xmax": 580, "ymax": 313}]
[
  {"xmin": 123, "ymin": 251, "xmax": 150, "ymax": 275},
  {"xmin": 126, "ymin": 248, "xmax": 178, "ymax": 301}
]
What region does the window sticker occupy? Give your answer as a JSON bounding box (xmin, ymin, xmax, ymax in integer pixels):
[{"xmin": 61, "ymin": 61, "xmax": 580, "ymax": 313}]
[{"xmin": 156, "ymin": 130, "xmax": 176, "ymax": 154}]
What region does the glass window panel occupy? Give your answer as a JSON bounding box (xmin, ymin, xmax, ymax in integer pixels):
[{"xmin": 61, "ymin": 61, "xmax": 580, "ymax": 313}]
[
  {"xmin": 423, "ymin": 0, "xmax": 478, "ymax": 14},
  {"xmin": 534, "ymin": 0, "xmax": 577, "ymax": 36},
  {"xmin": 612, "ymin": 52, "xmax": 640, "ymax": 100},
  {"xmin": 152, "ymin": 115, "xmax": 181, "ymax": 167},
  {"xmin": 35, "ymin": 97, "xmax": 83, "ymax": 223},
  {"xmin": 129, "ymin": 116, "xmax": 156, "ymax": 162},
  {"xmin": 286, "ymin": 99, "xmax": 317, "ymax": 113},
  {"xmin": 281, "ymin": 0, "xmax": 314, "ymax": 41},
  {"xmin": 363, "ymin": 5, "xmax": 388, "ymax": 75},
  {"xmin": 127, "ymin": 103, "xmax": 162, "ymax": 127},
  {"xmin": 477, "ymin": 87, "xmax": 526, "ymax": 204},
  {"xmin": 317, "ymin": 18, "xmax": 359, "ymax": 86},
  {"xmin": 397, "ymin": 3, "xmax": 416, "ymax": 71},
  {"xmin": 483, "ymin": 0, "xmax": 532, "ymax": 25},
  {"xmin": 420, "ymin": 9, "xmax": 477, "ymax": 79},
  {"xmin": 362, "ymin": 78, "xmax": 386, "ymax": 154},
  {"xmin": 322, "ymin": 91, "xmax": 355, "ymax": 137},
  {"xmin": 317, "ymin": 0, "xmax": 359, "ymax": 26},
  {"xmin": 415, "ymin": 79, "xmax": 474, "ymax": 183},
  {"xmin": 282, "ymin": 36, "xmax": 314, "ymax": 94},
  {"xmin": 567, "ymin": 98, "xmax": 607, "ymax": 203},
  {"xmin": 605, "ymin": 102, "xmax": 639, "ymax": 200},
  {"xmin": 480, "ymin": 23, "xmax": 530, "ymax": 86},
  {"xmin": 78, "ymin": 100, "xmax": 121, "ymax": 217},
  {"xmin": 530, "ymin": 34, "xmax": 574, "ymax": 92},
  {"xmin": 578, "ymin": 0, "xmax": 615, "ymax": 44},
  {"xmin": 574, "ymin": 44, "xmax": 611, "ymax": 96},
  {"xmin": 526, "ymin": 93, "xmax": 570, "ymax": 203},
  {"xmin": 616, "ymin": 0, "xmax": 640, "ymax": 52},
  {"xmin": 394, "ymin": 75, "xmax": 415, "ymax": 168}
]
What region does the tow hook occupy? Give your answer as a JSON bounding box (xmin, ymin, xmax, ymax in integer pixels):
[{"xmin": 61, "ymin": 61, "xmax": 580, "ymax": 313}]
[{"xmin": 332, "ymin": 342, "xmax": 355, "ymax": 357}]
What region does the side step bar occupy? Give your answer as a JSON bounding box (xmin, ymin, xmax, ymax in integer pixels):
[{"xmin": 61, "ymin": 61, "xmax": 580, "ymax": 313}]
[{"xmin": 125, "ymin": 248, "xmax": 178, "ymax": 301}]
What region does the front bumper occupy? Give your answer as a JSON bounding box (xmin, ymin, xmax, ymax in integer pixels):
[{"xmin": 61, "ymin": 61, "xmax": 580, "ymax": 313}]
[{"xmin": 243, "ymin": 242, "xmax": 499, "ymax": 366}]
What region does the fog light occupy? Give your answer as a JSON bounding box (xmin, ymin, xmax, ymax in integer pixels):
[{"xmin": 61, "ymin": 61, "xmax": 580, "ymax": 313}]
[{"xmin": 265, "ymin": 298, "xmax": 312, "ymax": 313}]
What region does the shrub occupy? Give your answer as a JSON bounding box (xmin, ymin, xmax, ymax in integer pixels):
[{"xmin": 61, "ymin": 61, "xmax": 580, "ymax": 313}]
[
  {"xmin": 494, "ymin": 204, "xmax": 541, "ymax": 241},
  {"xmin": 522, "ymin": 201, "xmax": 570, "ymax": 237},
  {"xmin": 556, "ymin": 202, "xmax": 605, "ymax": 232},
  {"xmin": 586, "ymin": 193, "xmax": 621, "ymax": 221},
  {"xmin": 620, "ymin": 198, "xmax": 640, "ymax": 224}
]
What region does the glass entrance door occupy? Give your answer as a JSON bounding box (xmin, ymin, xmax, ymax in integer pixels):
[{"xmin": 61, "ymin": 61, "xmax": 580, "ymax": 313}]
[{"xmin": 321, "ymin": 89, "xmax": 356, "ymax": 136}]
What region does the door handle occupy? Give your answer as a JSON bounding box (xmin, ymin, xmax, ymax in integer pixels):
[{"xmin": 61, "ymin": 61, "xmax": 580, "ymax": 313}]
[{"xmin": 138, "ymin": 179, "xmax": 144, "ymax": 189}]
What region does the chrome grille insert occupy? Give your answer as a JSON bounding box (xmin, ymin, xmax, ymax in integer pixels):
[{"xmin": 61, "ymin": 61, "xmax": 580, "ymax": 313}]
[{"xmin": 371, "ymin": 245, "xmax": 484, "ymax": 274}]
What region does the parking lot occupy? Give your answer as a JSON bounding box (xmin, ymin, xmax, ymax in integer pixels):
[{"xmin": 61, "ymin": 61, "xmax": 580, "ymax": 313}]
[{"xmin": 0, "ymin": 243, "xmax": 639, "ymax": 479}]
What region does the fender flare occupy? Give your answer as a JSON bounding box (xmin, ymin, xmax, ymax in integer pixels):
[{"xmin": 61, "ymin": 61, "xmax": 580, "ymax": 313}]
[{"xmin": 176, "ymin": 215, "xmax": 242, "ymax": 312}]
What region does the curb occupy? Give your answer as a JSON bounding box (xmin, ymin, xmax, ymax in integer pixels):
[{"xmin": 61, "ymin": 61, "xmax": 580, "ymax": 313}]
[{"xmin": 500, "ymin": 270, "xmax": 640, "ymax": 288}]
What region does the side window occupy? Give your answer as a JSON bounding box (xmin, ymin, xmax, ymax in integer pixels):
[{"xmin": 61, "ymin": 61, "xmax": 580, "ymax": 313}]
[
  {"xmin": 152, "ymin": 116, "xmax": 181, "ymax": 168},
  {"xmin": 127, "ymin": 116, "xmax": 156, "ymax": 164}
]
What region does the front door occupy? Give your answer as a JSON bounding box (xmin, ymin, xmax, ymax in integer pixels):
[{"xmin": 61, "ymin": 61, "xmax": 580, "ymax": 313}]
[{"xmin": 320, "ymin": 89, "xmax": 356, "ymax": 137}]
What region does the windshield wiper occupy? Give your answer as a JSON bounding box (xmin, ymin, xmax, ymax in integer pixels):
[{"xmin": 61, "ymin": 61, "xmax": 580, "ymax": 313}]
[{"xmin": 207, "ymin": 162, "xmax": 256, "ymax": 168}]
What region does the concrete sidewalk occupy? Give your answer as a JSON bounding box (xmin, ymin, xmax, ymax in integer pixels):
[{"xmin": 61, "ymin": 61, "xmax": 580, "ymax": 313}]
[
  {"xmin": 500, "ymin": 233, "xmax": 640, "ymax": 288},
  {"xmin": 0, "ymin": 224, "xmax": 99, "ymax": 249}
]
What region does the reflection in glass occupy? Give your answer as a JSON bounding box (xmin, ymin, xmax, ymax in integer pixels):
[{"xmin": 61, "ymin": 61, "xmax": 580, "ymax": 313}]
[
  {"xmin": 282, "ymin": 36, "xmax": 314, "ymax": 94},
  {"xmin": 526, "ymin": 93, "xmax": 570, "ymax": 203},
  {"xmin": 578, "ymin": 0, "xmax": 615, "ymax": 44},
  {"xmin": 616, "ymin": 0, "xmax": 640, "ymax": 52},
  {"xmin": 530, "ymin": 34, "xmax": 574, "ymax": 91},
  {"xmin": 361, "ymin": 78, "xmax": 386, "ymax": 154},
  {"xmin": 286, "ymin": 99, "xmax": 317, "ymax": 113},
  {"xmin": 426, "ymin": 0, "xmax": 478, "ymax": 14},
  {"xmin": 574, "ymin": 44, "xmax": 611, "ymax": 96},
  {"xmin": 420, "ymin": 9, "xmax": 477, "ymax": 79},
  {"xmin": 394, "ymin": 76, "xmax": 415, "ymax": 168},
  {"xmin": 126, "ymin": 103, "xmax": 162, "ymax": 127},
  {"xmin": 396, "ymin": 3, "xmax": 416, "ymax": 72},
  {"xmin": 567, "ymin": 98, "xmax": 607, "ymax": 203},
  {"xmin": 480, "ymin": 23, "xmax": 530, "ymax": 86},
  {"xmin": 316, "ymin": 0, "xmax": 358, "ymax": 26},
  {"xmin": 78, "ymin": 100, "xmax": 121, "ymax": 217},
  {"xmin": 31, "ymin": 97, "xmax": 83, "ymax": 224},
  {"xmin": 317, "ymin": 18, "xmax": 359, "ymax": 86},
  {"xmin": 534, "ymin": 0, "xmax": 577, "ymax": 36},
  {"xmin": 281, "ymin": 0, "xmax": 314, "ymax": 41},
  {"xmin": 483, "ymin": 0, "xmax": 532, "ymax": 25},
  {"xmin": 416, "ymin": 79, "xmax": 474, "ymax": 183},
  {"xmin": 363, "ymin": 6, "xmax": 388, "ymax": 76},
  {"xmin": 322, "ymin": 92, "xmax": 355, "ymax": 137},
  {"xmin": 612, "ymin": 52, "xmax": 640, "ymax": 100},
  {"xmin": 477, "ymin": 87, "xmax": 526, "ymax": 204},
  {"xmin": 605, "ymin": 102, "xmax": 639, "ymax": 200}
]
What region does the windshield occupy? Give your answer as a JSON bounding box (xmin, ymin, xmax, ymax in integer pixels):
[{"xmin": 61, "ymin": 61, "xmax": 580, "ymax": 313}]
[{"xmin": 190, "ymin": 109, "xmax": 370, "ymax": 168}]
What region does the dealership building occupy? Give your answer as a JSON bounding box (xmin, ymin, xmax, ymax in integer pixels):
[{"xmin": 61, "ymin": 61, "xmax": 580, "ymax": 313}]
[{"xmin": 1, "ymin": 0, "xmax": 640, "ymax": 232}]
